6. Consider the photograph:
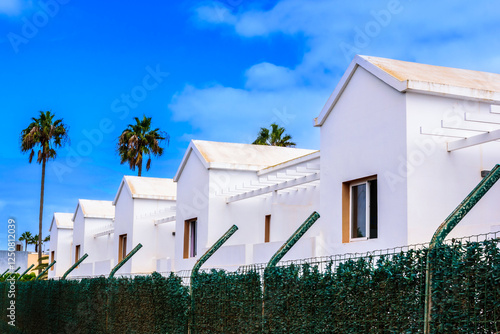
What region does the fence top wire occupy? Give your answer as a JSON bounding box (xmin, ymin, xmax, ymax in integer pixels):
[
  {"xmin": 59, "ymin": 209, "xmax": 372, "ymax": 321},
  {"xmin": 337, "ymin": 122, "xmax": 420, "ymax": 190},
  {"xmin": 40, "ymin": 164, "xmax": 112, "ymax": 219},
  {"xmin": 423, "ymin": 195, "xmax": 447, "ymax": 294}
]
[
  {"xmin": 61, "ymin": 229, "xmax": 500, "ymax": 282},
  {"xmin": 235, "ymin": 229, "xmax": 500, "ymax": 275}
]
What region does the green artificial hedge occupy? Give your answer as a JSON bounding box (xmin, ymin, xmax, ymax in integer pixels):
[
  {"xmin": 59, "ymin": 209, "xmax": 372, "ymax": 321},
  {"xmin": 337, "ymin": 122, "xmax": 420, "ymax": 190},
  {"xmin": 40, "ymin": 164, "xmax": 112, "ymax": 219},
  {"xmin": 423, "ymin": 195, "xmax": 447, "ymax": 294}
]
[{"xmin": 1, "ymin": 239, "xmax": 499, "ymax": 333}]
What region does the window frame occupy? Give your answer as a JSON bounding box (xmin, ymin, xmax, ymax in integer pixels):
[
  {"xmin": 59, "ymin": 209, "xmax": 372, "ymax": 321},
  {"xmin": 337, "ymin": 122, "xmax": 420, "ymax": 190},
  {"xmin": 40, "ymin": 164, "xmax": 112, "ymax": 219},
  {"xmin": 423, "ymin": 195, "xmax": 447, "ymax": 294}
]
[
  {"xmin": 342, "ymin": 175, "xmax": 378, "ymax": 243},
  {"xmin": 183, "ymin": 218, "xmax": 197, "ymax": 259},
  {"xmin": 349, "ymin": 180, "xmax": 370, "ymax": 241},
  {"xmin": 118, "ymin": 234, "xmax": 127, "ymax": 262},
  {"xmin": 265, "ymin": 215, "xmax": 271, "ymax": 243},
  {"xmin": 75, "ymin": 245, "xmax": 81, "ymax": 266}
]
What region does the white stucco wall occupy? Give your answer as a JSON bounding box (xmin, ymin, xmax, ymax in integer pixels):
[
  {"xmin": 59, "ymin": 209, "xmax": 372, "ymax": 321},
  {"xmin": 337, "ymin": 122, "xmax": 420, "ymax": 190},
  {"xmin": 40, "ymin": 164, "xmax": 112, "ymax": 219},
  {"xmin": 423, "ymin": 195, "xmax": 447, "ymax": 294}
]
[
  {"xmin": 70, "ymin": 208, "xmax": 85, "ymax": 277},
  {"xmin": 130, "ymin": 198, "xmax": 176, "ymax": 274},
  {"xmin": 203, "ymin": 169, "xmax": 267, "ymax": 269},
  {"xmin": 175, "ymin": 151, "xmax": 321, "ymax": 271},
  {"xmin": 70, "ymin": 208, "xmax": 114, "ymax": 278},
  {"xmin": 113, "ymin": 184, "xmax": 134, "ymax": 275},
  {"xmin": 48, "ymin": 227, "xmax": 73, "ymax": 278},
  {"xmin": 154, "ymin": 210, "xmax": 176, "ymax": 272},
  {"xmin": 405, "ymin": 93, "xmax": 500, "ymax": 244},
  {"xmin": 318, "ymin": 66, "xmax": 408, "ymax": 255},
  {"xmin": 174, "ymin": 152, "xmax": 210, "ymax": 272},
  {"xmin": 48, "ymin": 227, "xmax": 59, "ymax": 279},
  {"xmin": 112, "ymin": 179, "xmax": 177, "ymax": 275}
]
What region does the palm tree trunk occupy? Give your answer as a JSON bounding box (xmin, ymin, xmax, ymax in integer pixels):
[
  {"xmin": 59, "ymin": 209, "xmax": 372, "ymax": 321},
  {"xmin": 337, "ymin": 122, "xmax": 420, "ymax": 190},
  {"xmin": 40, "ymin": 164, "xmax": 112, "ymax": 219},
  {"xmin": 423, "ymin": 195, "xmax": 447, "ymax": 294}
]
[
  {"xmin": 138, "ymin": 160, "xmax": 142, "ymax": 177},
  {"xmin": 38, "ymin": 157, "xmax": 46, "ymax": 274}
]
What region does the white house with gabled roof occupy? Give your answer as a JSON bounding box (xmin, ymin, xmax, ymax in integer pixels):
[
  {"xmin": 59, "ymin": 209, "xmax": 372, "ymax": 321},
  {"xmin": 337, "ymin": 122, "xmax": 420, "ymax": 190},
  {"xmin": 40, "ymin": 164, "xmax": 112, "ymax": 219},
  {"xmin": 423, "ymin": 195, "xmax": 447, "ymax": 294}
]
[
  {"xmin": 48, "ymin": 212, "xmax": 73, "ymax": 278},
  {"xmin": 49, "ymin": 55, "xmax": 500, "ymax": 277},
  {"xmin": 70, "ymin": 199, "xmax": 115, "ymax": 277},
  {"xmin": 173, "ymin": 140, "xmax": 320, "ymax": 271},
  {"xmin": 313, "ymin": 55, "xmax": 500, "ymax": 256},
  {"xmin": 112, "ymin": 176, "xmax": 177, "ymax": 275}
]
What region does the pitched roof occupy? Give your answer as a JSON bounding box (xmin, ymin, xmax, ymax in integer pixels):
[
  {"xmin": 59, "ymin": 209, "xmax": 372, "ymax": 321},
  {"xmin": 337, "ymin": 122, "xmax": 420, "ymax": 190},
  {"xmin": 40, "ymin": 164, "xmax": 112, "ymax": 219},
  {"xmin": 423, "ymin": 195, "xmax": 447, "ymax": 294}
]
[
  {"xmin": 315, "ymin": 55, "xmax": 500, "ymax": 126},
  {"xmin": 257, "ymin": 150, "xmax": 320, "ymax": 176},
  {"xmin": 174, "ymin": 140, "xmax": 318, "ymax": 181},
  {"xmin": 75, "ymin": 199, "xmax": 115, "ymax": 220},
  {"xmin": 49, "ymin": 212, "xmax": 74, "ymax": 232},
  {"xmin": 113, "ymin": 176, "xmax": 177, "ymax": 204}
]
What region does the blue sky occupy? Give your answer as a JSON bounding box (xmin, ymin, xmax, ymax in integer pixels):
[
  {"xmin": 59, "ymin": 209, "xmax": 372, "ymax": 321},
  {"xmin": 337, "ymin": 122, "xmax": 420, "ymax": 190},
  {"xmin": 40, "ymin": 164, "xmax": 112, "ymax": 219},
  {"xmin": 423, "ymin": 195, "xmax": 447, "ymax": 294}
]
[{"xmin": 1, "ymin": 0, "xmax": 499, "ymax": 250}]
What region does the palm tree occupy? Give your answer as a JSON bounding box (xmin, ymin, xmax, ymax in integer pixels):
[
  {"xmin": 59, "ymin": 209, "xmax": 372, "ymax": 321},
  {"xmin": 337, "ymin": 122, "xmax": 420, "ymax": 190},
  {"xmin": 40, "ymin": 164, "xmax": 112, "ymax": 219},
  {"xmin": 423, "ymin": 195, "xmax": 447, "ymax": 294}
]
[
  {"xmin": 28, "ymin": 234, "xmax": 50, "ymax": 252},
  {"xmin": 20, "ymin": 111, "xmax": 69, "ymax": 273},
  {"xmin": 117, "ymin": 115, "xmax": 168, "ymax": 176},
  {"xmin": 19, "ymin": 231, "xmax": 33, "ymax": 251},
  {"xmin": 30, "ymin": 235, "xmax": 40, "ymax": 252},
  {"xmin": 43, "ymin": 235, "xmax": 50, "ymax": 252},
  {"xmin": 253, "ymin": 123, "xmax": 296, "ymax": 147}
]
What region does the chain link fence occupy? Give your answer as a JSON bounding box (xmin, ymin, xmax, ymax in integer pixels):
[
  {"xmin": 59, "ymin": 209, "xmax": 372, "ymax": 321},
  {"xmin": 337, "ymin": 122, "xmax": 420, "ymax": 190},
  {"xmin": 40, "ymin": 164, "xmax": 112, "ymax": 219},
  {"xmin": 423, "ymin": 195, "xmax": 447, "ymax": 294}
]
[{"xmin": 1, "ymin": 232, "xmax": 499, "ymax": 333}]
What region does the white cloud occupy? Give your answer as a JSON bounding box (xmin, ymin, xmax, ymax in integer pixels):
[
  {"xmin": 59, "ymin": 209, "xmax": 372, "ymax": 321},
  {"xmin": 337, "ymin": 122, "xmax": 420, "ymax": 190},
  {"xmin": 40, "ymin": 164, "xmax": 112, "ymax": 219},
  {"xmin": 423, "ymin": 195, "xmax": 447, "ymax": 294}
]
[
  {"xmin": 169, "ymin": 84, "xmax": 324, "ymax": 149},
  {"xmin": 0, "ymin": 0, "xmax": 33, "ymax": 16},
  {"xmin": 194, "ymin": 0, "xmax": 500, "ymax": 70},
  {"xmin": 0, "ymin": 0, "xmax": 21, "ymax": 15},
  {"xmin": 176, "ymin": 0, "xmax": 500, "ymax": 150},
  {"xmin": 245, "ymin": 62, "xmax": 298, "ymax": 90},
  {"xmin": 195, "ymin": 3, "xmax": 237, "ymax": 25}
]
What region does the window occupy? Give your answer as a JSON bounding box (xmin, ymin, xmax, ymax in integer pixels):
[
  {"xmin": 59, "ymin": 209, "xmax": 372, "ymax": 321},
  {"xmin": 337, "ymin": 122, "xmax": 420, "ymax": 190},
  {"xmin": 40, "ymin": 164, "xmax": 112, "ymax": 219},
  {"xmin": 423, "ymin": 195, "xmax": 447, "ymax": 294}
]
[
  {"xmin": 75, "ymin": 245, "xmax": 81, "ymax": 265},
  {"xmin": 342, "ymin": 176, "xmax": 377, "ymax": 242},
  {"xmin": 183, "ymin": 218, "xmax": 197, "ymax": 258},
  {"xmin": 15, "ymin": 244, "xmax": 22, "ymax": 251},
  {"xmin": 265, "ymin": 215, "xmax": 271, "ymax": 243},
  {"xmin": 51, "ymin": 251, "xmax": 55, "ymax": 271},
  {"xmin": 118, "ymin": 234, "xmax": 127, "ymax": 262}
]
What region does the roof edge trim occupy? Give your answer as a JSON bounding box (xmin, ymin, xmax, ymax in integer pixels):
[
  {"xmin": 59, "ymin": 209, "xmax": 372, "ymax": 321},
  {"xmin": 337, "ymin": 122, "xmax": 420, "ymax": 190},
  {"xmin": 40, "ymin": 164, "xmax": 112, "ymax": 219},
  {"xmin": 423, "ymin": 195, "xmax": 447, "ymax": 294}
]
[
  {"xmin": 112, "ymin": 178, "xmax": 126, "ymax": 205},
  {"xmin": 258, "ymin": 151, "xmax": 320, "ymax": 176},
  {"xmin": 174, "ymin": 141, "xmax": 210, "ymax": 181},
  {"xmin": 132, "ymin": 194, "xmax": 177, "ymax": 201},
  {"xmin": 315, "ymin": 55, "xmax": 408, "ymax": 127}
]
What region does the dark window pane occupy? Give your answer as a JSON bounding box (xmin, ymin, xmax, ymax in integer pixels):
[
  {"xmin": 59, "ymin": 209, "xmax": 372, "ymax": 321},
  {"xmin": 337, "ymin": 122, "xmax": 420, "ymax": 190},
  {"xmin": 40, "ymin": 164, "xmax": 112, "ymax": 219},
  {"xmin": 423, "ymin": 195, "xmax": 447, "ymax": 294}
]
[
  {"xmin": 351, "ymin": 184, "xmax": 366, "ymax": 238},
  {"xmin": 190, "ymin": 220, "xmax": 197, "ymax": 257}
]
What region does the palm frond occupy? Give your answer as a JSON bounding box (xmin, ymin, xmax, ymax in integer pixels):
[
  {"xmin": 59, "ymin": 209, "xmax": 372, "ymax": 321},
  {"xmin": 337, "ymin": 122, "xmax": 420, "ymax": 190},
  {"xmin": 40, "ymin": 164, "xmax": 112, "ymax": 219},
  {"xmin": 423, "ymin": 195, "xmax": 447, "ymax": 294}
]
[
  {"xmin": 116, "ymin": 115, "xmax": 168, "ymax": 175},
  {"xmin": 253, "ymin": 123, "xmax": 295, "ymax": 147},
  {"xmin": 20, "ymin": 111, "xmax": 69, "ymax": 164}
]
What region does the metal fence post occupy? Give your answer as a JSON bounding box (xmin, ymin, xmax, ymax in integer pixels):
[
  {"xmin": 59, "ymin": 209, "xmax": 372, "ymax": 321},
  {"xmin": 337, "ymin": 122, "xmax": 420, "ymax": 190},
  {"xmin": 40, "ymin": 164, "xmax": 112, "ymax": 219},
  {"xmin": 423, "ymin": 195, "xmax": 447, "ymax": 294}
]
[
  {"xmin": 262, "ymin": 211, "xmax": 320, "ymax": 331},
  {"xmin": 35, "ymin": 260, "xmax": 56, "ymax": 280},
  {"xmin": 0, "ymin": 269, "xmax": 9, "ymax": 278},
  {"xmin": 109, "ymin": 243, "xmax": 143, "ymax": 279},
  {"xmin": 190, "ymin": 225, "xmax": 239, "ymax": 334},
  {"xmin": 61, "ymin": 253, "xmax": 88, "ymax": 280},
  {"xmin": 266, "ymin": 211, "xmax": 320, "ymax": 269},
  {"xmin": 4, "ymin": 267, "xmax": 20, "ymax": 280},
  {"xmin": 191, "ymin": 225, "xmax": 239, "ymax": 279},
  {"xmin": 424, "ymin": 164, "xmax": 500, "ymax": 334},
  {"xmin": 17, "ymin": 264, "xmax": 34, "ymax": 281}
]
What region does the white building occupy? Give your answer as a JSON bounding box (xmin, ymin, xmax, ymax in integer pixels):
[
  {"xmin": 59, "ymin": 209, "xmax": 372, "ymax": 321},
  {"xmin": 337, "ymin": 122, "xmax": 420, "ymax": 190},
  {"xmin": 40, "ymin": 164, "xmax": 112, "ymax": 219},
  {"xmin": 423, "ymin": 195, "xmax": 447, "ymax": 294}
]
[
  {"xmin": 173, "ymin": 140, "xmax": 320, "ymax": 271},
  {"xmin": 112, "ymin": 176, "xmax": 177, "ymax": 275},
  {"xmin": 314, "ymin": 55, "xmax": 500, "ymax": 256},
  {"xmin": 48, "ymin": 213, "xmax": 74, "ymax": 278},
  {"xmin": 70, "ymin": 199, "xmax": 115, "ymax": 277},
  {"xmin": 49, "ymin": 55, "xmax": 500, "ymax": 277}
]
